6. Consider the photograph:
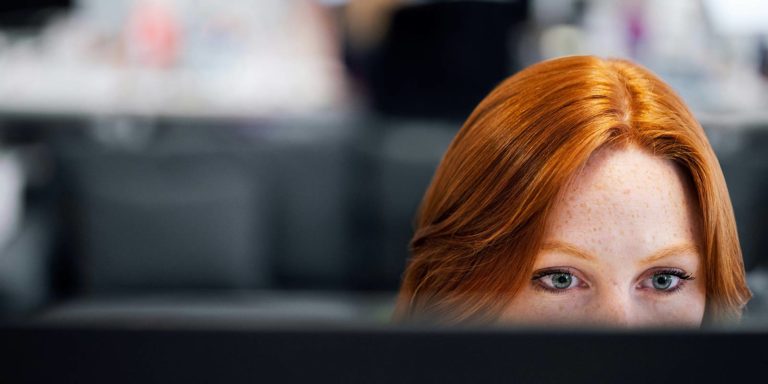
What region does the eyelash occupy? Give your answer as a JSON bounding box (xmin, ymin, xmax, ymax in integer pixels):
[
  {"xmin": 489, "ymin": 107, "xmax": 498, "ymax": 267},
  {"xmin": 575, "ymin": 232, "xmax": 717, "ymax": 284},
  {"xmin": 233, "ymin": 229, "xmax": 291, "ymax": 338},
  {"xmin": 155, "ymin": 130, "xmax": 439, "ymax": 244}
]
[
  {"xmin": 530, "ymin": 268, "xmax": 695, "ymax": 295},
  {"xmin": 531, "ymin": 268, "xmax": 572, "ymax": 281}
]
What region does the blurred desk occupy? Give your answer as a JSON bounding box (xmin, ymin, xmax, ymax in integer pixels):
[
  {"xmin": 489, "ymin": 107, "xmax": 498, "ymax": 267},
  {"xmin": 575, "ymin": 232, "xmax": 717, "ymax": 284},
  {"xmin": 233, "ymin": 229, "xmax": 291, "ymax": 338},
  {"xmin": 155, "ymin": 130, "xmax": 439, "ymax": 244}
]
[
  {"xmin": 0, "ymin": 62, "xmax": 347, "ymax": 120},
  {"xmin": 33, "ymin": 291, "xmax": 395, "ymax": 327}
]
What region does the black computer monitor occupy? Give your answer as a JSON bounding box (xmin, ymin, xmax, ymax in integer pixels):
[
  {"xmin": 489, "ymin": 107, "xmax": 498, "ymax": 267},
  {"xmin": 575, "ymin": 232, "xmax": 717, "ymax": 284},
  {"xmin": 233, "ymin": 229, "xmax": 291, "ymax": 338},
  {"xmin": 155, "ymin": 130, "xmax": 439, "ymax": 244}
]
[{"xmin": 1, "ymin": 322, "xmax": 765, "ymax": 383}]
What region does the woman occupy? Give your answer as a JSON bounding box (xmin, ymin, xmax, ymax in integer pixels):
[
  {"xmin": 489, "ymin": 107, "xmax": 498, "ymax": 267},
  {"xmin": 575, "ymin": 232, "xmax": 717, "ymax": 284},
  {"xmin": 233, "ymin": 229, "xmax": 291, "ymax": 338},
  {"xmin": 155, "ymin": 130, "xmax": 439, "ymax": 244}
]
[{"xmin": 393, "ymin": 56, "xmax": 751, "ymax": 327}]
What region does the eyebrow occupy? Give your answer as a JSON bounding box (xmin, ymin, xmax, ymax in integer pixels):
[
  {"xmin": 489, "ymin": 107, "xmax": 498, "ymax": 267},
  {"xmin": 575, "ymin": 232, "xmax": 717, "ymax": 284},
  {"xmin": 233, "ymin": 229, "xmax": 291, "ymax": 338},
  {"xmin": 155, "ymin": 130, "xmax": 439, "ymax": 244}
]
[{"xmin": 540, "ymin": 241, "xmax": 700, "ymax": 265}]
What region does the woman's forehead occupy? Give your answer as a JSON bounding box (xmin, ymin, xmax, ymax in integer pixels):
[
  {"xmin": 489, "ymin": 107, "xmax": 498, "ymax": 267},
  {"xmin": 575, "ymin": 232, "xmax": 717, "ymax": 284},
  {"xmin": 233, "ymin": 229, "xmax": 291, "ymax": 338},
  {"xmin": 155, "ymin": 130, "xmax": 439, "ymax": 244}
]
[{"xmin": 544, "ymin": 145, "xmax": 702, "ymax": 262}]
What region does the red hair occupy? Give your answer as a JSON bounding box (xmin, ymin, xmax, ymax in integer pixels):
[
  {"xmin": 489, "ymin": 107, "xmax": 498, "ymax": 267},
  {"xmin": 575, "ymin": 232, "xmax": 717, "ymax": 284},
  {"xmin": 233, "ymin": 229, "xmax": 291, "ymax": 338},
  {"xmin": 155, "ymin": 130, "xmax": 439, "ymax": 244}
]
[{"xmin": 393, "ymin": 56, "xmax": 751, "ymax": 324}]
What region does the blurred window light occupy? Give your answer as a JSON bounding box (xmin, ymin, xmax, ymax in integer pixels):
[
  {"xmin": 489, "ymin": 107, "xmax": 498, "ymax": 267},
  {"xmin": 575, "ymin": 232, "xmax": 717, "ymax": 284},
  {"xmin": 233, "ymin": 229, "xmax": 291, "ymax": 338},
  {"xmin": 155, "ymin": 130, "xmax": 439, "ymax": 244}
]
[
  {"xmin": 703, "ymin": 0, "xmax": 768, "ymax": 36},
  {"xmin": 0, "ymin": 0, "xmax": 348, "ymax": 118}
]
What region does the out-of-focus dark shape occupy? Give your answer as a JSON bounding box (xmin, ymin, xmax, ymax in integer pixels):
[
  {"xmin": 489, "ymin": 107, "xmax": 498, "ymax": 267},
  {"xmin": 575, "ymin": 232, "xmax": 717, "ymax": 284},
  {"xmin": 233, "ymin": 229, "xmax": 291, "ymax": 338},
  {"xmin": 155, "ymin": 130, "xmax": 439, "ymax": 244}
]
[
  {"xmin": 759, "ymin": 40, "xmax": 768, "ymax": 79},
  {"xmin": 707, "ymin": 125, "xmax": 768, "ymax": 272},
  {"xmin": 0, "ymin": 0, "xmax": 72, "ymax": 29},
  {"xmin": 55, "ymin": 133, "xmax": 269, "ymax": 293},
  {"xmin": 358, "ymin": 0, "xmax": 528, "ymax": 120}
]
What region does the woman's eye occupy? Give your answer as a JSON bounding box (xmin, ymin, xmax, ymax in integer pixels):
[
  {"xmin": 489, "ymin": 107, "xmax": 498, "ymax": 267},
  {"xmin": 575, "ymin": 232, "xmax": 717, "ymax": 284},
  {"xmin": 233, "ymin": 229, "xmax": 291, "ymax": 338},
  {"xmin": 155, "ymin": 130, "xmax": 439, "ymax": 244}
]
[
  {"xmin": 651, "ymin": 274, "xmax": 678, "ymax": 290},
  {"xmin": 639, "ymin": 270, "xmax": 693, "ymax": 292},
  {"xmin": 535, "ymin": 272, "xmax": 581, "ymax": 291},
  {"xmin": 550, "ymin": 273, "xmax": 572, "ymax": 289}
]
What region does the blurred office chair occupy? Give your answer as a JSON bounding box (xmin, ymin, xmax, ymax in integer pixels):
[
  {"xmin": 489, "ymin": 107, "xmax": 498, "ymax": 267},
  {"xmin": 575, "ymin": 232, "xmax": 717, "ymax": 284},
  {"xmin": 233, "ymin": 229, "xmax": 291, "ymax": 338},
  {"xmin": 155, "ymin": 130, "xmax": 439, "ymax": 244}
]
[
  {"xmin": 264, "ymin": 127, "xmax": 351, "ymax": 289},
  {"xmin": 709, "ymin": 125, "xmax": 768, "ymax": 271},
  {"xmin": 38, "ymin": 121, "xmax": 380, "ymax": 325},
  {"xmin": 53, "ymin": 126, "xmax": 270, "ymax": 294},
  {"xmin": 350, "ymin": 119, "xmax": 456, "ymax": 289},
  {"xmin": 376, "ymin": 121, "xmax": 455, "ymax": 287}
]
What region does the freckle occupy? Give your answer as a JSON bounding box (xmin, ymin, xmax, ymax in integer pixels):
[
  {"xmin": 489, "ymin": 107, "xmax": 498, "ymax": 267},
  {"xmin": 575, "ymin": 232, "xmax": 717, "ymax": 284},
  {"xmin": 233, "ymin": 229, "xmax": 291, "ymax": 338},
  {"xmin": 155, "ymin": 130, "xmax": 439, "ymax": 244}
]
[
  {"xmin": 623, "ymin": 189, "xmax": 630, "ymax": 195},
  {"xmin": 620, "ymin": 230, "xmax": 624, "ymax": 235}
]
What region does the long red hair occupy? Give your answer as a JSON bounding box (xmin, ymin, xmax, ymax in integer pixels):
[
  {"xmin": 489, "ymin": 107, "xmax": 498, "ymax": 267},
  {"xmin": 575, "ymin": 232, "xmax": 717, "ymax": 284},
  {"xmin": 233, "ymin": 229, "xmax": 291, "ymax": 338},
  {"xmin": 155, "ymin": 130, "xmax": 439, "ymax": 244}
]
[{"xmin": 393, "ymin": 56, "xmax": 751, "ymax": 324}]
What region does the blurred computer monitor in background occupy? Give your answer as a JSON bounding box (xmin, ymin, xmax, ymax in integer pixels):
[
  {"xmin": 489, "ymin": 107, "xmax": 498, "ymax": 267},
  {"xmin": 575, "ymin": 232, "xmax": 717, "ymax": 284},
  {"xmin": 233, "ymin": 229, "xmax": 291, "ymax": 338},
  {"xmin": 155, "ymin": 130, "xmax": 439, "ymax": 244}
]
[{"xmin": 0, "ymin": 0, "xmax": 73, "ymax": 29}]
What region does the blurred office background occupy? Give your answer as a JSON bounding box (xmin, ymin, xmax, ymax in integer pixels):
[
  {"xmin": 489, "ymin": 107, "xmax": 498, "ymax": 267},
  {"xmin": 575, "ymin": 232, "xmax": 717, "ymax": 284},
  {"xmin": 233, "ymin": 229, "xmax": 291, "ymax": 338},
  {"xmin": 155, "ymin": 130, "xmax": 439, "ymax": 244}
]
[{"xmin": 1, "ymin": 0, "xmax": 768, "ymax": 326}]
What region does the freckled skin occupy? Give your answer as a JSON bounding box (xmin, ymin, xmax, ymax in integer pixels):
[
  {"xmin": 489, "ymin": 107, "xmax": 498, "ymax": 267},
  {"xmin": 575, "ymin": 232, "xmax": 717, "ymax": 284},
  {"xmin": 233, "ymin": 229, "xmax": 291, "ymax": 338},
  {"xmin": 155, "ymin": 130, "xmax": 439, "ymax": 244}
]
[{"xmin": 500, "ymin": 146, "xmax": 707, "ymax": 328}]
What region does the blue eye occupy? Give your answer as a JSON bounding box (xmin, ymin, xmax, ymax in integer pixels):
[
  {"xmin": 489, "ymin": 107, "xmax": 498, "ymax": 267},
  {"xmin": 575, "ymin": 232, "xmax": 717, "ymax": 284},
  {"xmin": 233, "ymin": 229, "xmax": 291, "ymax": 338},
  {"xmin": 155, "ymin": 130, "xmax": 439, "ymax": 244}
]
[
  {"xmin": 532, "ymin": 270, "xmax": 583, "ymax": 292},
  {"xmin": 640, "ymin": 269, "xmax": 694, "ymax": 293},
  {"xmin": 551, "ymin": 273, "xmax": 573, "ymax": 289},
  {"xmin": 651, "ymin": 274, "xmax": 676, "ymax": 290}
]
